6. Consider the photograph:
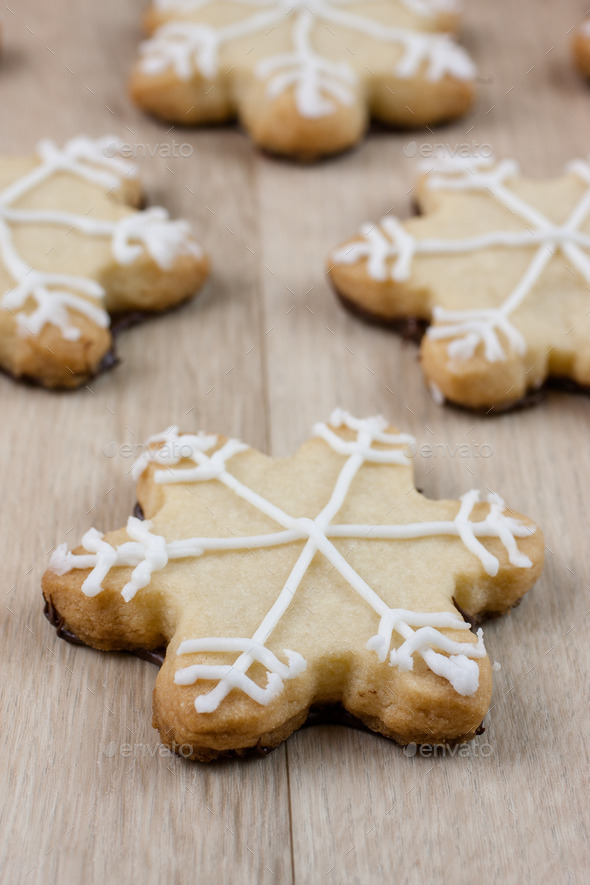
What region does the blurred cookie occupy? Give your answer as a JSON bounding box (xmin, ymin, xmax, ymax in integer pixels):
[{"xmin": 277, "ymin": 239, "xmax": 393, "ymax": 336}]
[
  {"xmin": 330, "ymin": 155, "xmax": 590, "ymax": 410},
  {"xmin": 130, "ymin": 0, "xmax": 476, "ymax": 161},
  {"xmin": 0, "ymin": 137, "xmax": 209, "ymax": 388}
]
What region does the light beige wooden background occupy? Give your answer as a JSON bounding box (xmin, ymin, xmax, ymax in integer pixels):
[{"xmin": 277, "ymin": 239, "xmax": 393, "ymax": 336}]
[{"xmin": 1, "ymin": 1, "xmax": 589, "ymax": 882}]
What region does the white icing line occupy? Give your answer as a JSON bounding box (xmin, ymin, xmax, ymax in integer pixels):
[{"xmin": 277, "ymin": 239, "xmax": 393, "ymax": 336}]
[
  {"xmin": 0, "ymin": 137, "xmax": 203, "ymax": 340},
  {"xmin": 256, "ymin": 6, "xmax": 357, "ymax": 119},
  {"xmin": 52, "ymin": 412, "xmax": 536, "ymax": 710},
  {"xmin": 429, "ymin": 381, "xmax": 445, "ymax": 405},
  {"xmin": 333, "ymin": 156, "xmax": 590, "ymax": 363}
]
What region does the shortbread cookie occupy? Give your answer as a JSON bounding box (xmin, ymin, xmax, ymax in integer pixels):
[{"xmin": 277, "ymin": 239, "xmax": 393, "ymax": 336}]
[
  {"xmin": 330, "ymin": 155, "xmax": 590, "ymax": 411},
  {"xmin": 130, "ymin": 0, "xmax": 476, "ymax": 161},
  {"xmin": 0, "ymin": 137, "xmax": 209, "ymax": 389},
  {"xmin": 42, "ymin": 411, "xmax": 543, "ymax": 761},
  {"xmin": 574, "ymin": 20, "xmax": 590, "ymax": 76}
]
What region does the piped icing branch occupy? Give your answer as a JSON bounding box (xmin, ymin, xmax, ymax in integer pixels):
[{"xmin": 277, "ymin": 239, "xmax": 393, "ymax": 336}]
[
  {"xmin": 0, "ymin": 137, "xmax": 203, "ymax": 341},
  {"xmin": 332, "ymin": 154, "xmax": 590, "ymax": 363},
  {"xmin": 139, "ymin": 0, "xmax": 475, "ymax": 120},
  {"xmin": 50, "ymin": 411, "xmax": 536, "ymax": 710}
]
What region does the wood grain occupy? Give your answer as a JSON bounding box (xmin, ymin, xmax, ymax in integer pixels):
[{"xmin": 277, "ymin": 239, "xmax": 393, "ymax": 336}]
[{"xmin": 1, "ymin": 1, "xmax": 589, "ymax": 882}]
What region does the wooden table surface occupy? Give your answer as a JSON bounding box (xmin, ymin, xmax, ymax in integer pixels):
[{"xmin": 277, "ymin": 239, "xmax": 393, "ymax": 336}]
[{"xmin": 1, "ymin": 1, "xmax": 589, "ymax": 882}]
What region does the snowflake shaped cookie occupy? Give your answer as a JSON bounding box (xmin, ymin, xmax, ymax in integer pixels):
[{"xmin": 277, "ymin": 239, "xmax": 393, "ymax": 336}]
[
  {"xmin": 330, "ymin": 154, "xmax": 590, "ymax": 411},
  {"xmin": 0, "ymin": 137, "xmax": 209, "ymax": 389},
  {"xmin": 43, "ymin": 411, "xmax": 543, "ymax": 761},
  {"xmin": 130, "ymin": 0, "xmax": 476, "ymax": 160}
]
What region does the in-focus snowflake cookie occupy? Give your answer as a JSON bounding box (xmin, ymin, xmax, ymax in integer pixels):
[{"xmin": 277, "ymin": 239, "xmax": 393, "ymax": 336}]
[
  {"xmin": 329, "ymin": 154, "xmax": 590, "ymax": 411},
  {"xmin": 0, "ymin": 137, "xmax": 209, "ymax": 389},
  {"xmin": 130, "ymin": 0, "xmax": 476, "ymax": 161},
  {"xmin": 43, "ymin": 411, "xmax": 543, "ymax": 761}
]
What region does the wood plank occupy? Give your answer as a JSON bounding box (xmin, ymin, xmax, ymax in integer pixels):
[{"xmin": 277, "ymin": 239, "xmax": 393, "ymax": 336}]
[{"xmin": 1, "ymin": 0, "xmax": 590, "ymax": 882}]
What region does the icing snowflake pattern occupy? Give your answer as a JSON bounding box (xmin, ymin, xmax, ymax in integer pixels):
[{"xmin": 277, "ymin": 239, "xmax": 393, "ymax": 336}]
[
  {"xmin": 0, "ymin": 137, "xmax": 203, "ymax": 341},
  {"xmin": 51, "ymin": 411, "xmax": 535, "ymax": 712},
  {"xmin": 139, "ymin": 0, "xmax": 475, "ymax": 120},
  {"xmin": 332, "ymin": 154, "xmax": 590, "ymax": 362}
]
